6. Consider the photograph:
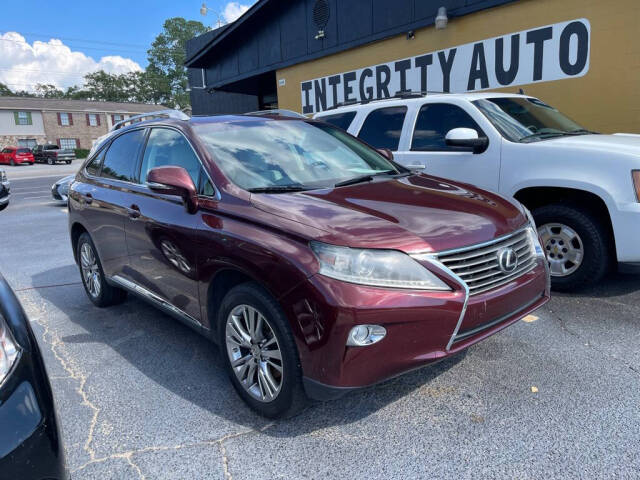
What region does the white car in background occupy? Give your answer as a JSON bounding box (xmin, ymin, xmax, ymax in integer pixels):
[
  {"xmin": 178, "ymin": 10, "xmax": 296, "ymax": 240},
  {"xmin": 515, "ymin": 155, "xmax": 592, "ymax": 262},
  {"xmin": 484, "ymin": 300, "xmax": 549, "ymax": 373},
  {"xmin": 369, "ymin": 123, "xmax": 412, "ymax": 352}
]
[{"xmin": 314, "ymin": 93, "xmax": 640, "ymax": 290}]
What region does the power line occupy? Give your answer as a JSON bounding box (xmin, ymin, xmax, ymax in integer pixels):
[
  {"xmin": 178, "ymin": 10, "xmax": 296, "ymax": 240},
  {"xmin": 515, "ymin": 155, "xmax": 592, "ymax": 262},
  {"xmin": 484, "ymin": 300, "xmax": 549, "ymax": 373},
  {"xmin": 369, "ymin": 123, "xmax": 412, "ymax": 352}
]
[
  {"xmin": 0, "ymin": 35, "xmax": 184, "ymax": 55},
  {"xmin": 4, "ymin": 31, "xmax": 149, "ymax": 48}
]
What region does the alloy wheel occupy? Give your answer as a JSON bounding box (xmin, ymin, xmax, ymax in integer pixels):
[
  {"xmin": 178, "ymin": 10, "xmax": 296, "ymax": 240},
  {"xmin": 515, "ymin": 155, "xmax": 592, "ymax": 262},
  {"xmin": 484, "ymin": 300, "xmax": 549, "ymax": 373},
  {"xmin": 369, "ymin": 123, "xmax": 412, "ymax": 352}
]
[
  {"xmin": 80, "ymin": 243, "xmax": 102, "ymax": 298},
  {"xmin": 538, "ymin": 223, "xmax": 584, "ymax": 277},
  {"xmin": 225, "ymin": 305, "xmax": 283, "ymax": 402}
]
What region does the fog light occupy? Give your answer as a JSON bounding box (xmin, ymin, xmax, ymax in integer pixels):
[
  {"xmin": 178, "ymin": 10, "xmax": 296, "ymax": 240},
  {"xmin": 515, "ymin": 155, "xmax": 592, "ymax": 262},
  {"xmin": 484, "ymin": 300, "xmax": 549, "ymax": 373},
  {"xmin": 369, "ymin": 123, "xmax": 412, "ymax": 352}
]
[{"xmin": 346, "ymin": 325, "xmax": 386, "ymax": 346}]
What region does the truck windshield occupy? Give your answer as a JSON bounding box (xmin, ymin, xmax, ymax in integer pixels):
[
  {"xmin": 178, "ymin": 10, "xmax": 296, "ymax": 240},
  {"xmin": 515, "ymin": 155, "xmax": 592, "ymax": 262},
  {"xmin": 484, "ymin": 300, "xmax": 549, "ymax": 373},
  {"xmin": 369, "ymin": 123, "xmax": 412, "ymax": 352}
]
[
  {"xmin": 194, "ymin": 118, "xmax": 402, "ymax": 192},
  {"xmin": 473, "ymin": 97, "xmax": 594, "ymax": 143}
]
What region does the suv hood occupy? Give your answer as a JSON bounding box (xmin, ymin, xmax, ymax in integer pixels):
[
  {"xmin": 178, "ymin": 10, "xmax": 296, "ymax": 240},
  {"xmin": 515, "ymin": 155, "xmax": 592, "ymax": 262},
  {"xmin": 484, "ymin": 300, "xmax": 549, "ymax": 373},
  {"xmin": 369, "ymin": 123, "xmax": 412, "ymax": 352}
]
[
  {"xmin": 538, "ymin": 133, "xmax": 640, "ymax": 158},
  {"xmin": 251, "ymin": 175, "xmax": 526, "ymax": 253}
]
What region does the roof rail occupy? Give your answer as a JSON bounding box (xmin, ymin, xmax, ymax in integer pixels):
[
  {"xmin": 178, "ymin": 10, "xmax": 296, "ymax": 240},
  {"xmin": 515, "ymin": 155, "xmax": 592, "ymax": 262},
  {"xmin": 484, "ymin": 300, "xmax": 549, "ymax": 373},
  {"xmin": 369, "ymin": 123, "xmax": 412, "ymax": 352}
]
[
  {"xmin": 111, "ymin": 109, "xmax": 190, "ymax": 131},
  {"xmin": 244, "ymin": 109, "xmax": 307, "ymax": 118},
  {"xmin": 321, "ymin": 90, "xmax": 450, "ymax": 112}
]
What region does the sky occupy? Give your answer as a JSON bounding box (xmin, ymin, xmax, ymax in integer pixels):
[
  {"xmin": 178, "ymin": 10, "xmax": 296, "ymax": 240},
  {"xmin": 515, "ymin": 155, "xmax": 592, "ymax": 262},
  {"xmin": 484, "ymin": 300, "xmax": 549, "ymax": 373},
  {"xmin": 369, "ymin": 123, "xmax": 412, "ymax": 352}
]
[{"xmin": 0, "ymin": 0, "xmax": 256, "ymax": 92}]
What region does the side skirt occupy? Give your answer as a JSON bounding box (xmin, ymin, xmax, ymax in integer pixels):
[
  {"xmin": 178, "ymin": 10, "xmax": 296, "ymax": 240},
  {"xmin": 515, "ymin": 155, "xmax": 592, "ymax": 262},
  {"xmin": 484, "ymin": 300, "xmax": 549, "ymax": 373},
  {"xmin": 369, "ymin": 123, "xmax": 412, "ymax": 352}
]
[{"xmin": 108, "ymin": 275, "xmax": 213, "ymax": 339}]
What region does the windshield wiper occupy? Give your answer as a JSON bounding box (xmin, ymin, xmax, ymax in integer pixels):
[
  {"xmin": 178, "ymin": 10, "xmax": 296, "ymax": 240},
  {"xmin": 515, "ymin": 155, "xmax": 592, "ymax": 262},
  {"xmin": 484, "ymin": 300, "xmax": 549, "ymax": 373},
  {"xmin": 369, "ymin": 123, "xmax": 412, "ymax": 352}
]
[
  {"xmin": 247, "ymin": 185, "xmax": 311, "ymax": 193},
  {"xmin": 567, "ymin": 128, "xmax": 599, "ymax": 135},
  {"xmin": 334, "ymin": 170, "xmax": 398, "ymax": 188},
  {"xmin": 519, "ymin": 131, "xmax": 569, "ymax": 142}
]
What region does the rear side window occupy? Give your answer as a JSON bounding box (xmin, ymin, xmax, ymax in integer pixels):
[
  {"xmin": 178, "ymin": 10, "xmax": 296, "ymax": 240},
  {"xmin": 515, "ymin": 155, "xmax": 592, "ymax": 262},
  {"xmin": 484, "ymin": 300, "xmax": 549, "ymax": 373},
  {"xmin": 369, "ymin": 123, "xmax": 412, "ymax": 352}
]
[
  {"xmin": 101, "ymin": 129, "xmax": 145, "ymax": 182},
  {"xmin": 318, "ymin": 111, "xmax": 357, "ymax": 131},
  {"xmin": 139, "ymin": 128, "xmax": 201, "ymax": 185},
  {"xmin": 16, "ymin": 148, "xmax": 30, "ymax": 154},
  {"xmin": 85, "ymin": 150, "xmax": 104, "ymax": 176},
  {"xmin": 412, "ymin": 103, "xmax": 484, "ymax": 151},
  {"xmin": 357, "ymin": 106, "xmax": 407, "ymax": 151}
]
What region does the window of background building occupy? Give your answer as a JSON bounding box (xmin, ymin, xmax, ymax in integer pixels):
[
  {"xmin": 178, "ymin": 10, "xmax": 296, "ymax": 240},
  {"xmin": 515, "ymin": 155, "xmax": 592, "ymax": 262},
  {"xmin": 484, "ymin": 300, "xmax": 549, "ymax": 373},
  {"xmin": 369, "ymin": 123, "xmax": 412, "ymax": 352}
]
[
  {"xmin": 319, "ymin": 111, "xmax": 357, "ymax": 131},
  {"xmin": 357, "ymin": 107, "xmax": 407, "ymax": 151},
  {"xmin": 14, "ymin": 111, "xmax": 32, "ymax": 125},
  {"xmin": 87, "ymin": 114, "xmax": 99, "ymax": 126},
  {"xmin": 59, "ymin": 138, "xmax": 78, "ymax": 150},
  {"xmin": 112, "ymin": 114, "xmax": 124, "ymax": 124},
  {"xmin": 101, "ymin": 129, "xmax": 145, "ymax": 182},
  {"xmin": 59, "ymin": 113, "xmax": 72, "ymax": 126},
  {"xmin": 411, "ymin": 103, "xmax": 484, "ymax": 151},
  {"xmin": 18, "ymin": 139, "xmax": 37, "ymax": 149}
]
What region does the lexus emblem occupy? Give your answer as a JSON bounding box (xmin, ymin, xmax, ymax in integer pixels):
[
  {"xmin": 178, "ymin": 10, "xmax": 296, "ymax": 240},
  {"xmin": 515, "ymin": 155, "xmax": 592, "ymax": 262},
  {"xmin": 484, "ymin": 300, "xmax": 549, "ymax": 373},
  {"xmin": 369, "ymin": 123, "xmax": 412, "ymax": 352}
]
[{"xmin": 497, "ymin": 248, "xmax": 518, "ymax": 273}]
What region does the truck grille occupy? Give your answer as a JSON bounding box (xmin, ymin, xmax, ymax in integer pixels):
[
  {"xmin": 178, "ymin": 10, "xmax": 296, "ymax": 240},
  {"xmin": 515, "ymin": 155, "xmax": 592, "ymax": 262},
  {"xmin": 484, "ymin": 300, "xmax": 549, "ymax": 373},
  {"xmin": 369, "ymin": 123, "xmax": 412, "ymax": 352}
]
[{"xmin": 437, "ymin": 229, "xmax": 536, "ymax": 295}]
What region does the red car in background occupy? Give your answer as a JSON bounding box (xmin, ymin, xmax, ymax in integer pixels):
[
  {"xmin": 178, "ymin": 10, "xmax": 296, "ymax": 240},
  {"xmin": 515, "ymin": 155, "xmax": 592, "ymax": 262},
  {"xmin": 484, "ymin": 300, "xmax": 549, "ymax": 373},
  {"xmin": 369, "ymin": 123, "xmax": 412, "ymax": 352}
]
[{"xmin": 0, "ymin": 147, "xmax": 35, "ymax": 166}]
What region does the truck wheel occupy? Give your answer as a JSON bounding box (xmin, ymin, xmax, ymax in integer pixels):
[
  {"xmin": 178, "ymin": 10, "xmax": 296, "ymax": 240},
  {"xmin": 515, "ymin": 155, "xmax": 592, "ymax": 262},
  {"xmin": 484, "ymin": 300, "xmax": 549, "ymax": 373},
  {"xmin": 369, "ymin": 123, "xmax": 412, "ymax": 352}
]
[
  {"xmin": 218, "ymin": 282, "xmax": 307, "ymax": 418},
  {"xmin": 533, "ymin": 204, "xmax": 610, "ymax": 291},
  {"xmin": 47, "ymin": 158, "xmax": 54, "ymax": 165},
  {"xmin": 66, "ymin": 160, "xmax": 72, "ymax": 165}
]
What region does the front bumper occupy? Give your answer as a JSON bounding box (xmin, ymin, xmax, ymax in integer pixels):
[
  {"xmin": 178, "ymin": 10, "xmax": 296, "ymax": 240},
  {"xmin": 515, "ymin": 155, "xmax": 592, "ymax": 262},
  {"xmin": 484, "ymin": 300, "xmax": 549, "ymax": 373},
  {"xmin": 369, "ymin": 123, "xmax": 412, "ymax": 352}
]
[
  {"xmin": 0, "ymin": 183, "xmax": 9, "ymax": 205},
  {"xmin": 282, "ymin": 258, "xmax": 549, "ymax": 399},
  {"xmin": 611, "ymin": 202, "xmax": 640, "ymax": 263}
]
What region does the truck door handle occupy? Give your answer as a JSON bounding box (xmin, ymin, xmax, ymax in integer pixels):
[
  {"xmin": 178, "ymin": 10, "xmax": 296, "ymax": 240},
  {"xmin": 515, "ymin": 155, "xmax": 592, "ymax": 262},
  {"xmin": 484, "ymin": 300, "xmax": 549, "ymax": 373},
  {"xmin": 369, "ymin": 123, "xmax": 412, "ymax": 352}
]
[
  {"xmin": 127, "ymin": 204, "xmax": 141, "ymax": 219},
  {"xmin": 82, "ymin": 193, "xmax": 93, "ymax": 204}
]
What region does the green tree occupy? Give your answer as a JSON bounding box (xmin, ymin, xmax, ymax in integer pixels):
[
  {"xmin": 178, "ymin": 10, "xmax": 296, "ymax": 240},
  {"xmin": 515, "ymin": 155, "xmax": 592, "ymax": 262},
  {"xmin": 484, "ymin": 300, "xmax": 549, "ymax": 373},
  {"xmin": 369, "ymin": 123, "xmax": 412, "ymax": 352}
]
[
  {"xmin": 146, "ymin": 17, "xmax": 208, "ymax": 108},
  {"xmin": 35, "ymin": 84, "xmax": 65, "ymax": 98},
  {"xmin": 0, "ymin": 82, "xmax": 13, "ymax": 96}
]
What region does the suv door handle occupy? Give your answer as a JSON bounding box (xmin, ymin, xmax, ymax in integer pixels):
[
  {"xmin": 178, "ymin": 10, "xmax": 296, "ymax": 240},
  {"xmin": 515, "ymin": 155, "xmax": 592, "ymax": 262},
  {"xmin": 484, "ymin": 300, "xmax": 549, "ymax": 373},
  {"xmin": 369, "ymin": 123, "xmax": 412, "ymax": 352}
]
[{"xmin": 127, "ymin": 204, "xmax": 141, "ymax": 219}]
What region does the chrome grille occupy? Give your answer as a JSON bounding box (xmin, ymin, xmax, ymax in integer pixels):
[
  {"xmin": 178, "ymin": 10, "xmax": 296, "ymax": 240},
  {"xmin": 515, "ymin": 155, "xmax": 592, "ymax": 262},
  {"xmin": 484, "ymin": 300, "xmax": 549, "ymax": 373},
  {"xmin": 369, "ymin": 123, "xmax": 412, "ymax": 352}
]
[{"xmin": 436, "ymin": 229, "xmax": 536, "ymax": 295}]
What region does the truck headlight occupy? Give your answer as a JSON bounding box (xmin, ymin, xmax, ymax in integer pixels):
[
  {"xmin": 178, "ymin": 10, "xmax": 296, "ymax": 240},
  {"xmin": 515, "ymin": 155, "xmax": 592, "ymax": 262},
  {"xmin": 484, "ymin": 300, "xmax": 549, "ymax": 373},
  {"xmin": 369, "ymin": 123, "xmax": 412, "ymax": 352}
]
[
  {"xmin": 633, "ymin": 170, "xmax": 640, "ymax": 202},
  {"xmin": 310, "ymin": 242, "xmax": 450, "ymax": 290},
  {"xmin": 0, "ymin": 316, "xmax": 20, "ymax": 385}
]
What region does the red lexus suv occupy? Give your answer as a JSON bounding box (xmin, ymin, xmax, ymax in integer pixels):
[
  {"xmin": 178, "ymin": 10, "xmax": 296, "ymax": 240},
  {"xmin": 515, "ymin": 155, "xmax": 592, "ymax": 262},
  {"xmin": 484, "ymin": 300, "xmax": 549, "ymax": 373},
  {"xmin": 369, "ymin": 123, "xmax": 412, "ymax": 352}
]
[{"xmin": 68, "ymin": 111, "xmax": 549, "ymax": 418}]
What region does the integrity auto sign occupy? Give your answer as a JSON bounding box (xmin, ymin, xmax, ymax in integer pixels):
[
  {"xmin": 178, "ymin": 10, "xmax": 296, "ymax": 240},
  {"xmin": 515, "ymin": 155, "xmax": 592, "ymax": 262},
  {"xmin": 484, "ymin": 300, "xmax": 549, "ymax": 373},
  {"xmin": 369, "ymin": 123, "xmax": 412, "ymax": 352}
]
[{"xmin": 301, "ymin": 19, "xmax": 590, "ymax": 114}]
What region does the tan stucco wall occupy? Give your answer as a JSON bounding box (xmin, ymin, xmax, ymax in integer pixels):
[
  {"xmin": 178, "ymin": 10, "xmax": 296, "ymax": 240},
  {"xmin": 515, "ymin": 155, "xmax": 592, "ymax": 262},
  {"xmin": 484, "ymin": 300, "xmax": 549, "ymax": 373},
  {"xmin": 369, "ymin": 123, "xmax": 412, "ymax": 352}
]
[{"xmin": 276, "ymin": 0, "xmax": 640, "ymax": 133}]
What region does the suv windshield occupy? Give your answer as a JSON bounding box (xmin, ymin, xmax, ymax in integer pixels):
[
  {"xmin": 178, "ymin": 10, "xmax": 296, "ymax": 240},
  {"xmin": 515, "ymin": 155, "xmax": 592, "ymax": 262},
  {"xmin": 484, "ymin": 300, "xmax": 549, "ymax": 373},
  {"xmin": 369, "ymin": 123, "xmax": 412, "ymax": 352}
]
[
  {"xmin": 473, "ymin": 97, "xmax": 593, "ymax": 143},
  {"xmin": 194, "ymin": 119, "xmax": 401, "ymax": 191}
]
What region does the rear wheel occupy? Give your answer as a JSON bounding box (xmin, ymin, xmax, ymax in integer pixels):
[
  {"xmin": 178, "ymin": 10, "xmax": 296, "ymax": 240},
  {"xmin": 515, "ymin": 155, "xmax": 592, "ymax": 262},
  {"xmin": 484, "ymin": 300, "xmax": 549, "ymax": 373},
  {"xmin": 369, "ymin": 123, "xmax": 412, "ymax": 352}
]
[
  {"xmin": 533, "ymin": 204, "xmax": 610, "ymax": 291},
  {"xmin": 66, "ymin": 160, "xmax": 71, "ymax": 164},
  {"xmin": 47, "ymin": 158, "xmax": 54, "ymax": 165},
  {"xmin": 10, "ymin": 159, "xmax": 14, "ymax": 166},
  {"xmin": 77, "ymin": 233, "xmax": 127, "ymax": 307},
  {"xmin": 218, "ymin": 282, "xmax": 307, "ymax": 418},
  {"xmin": 0, "ymin": 204, "xmax": 7, "ymax": 211}
]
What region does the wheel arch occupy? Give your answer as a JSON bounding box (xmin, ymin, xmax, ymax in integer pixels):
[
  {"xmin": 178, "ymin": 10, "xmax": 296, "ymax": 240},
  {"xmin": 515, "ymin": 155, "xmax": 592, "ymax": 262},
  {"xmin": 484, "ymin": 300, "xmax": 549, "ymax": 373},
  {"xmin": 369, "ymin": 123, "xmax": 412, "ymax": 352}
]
[
  {"xmin": 70, "ymin": 222, "xmax": 88, "ymax": 264},
  {"xmin": 514, "ymin": 185, "xmax": 616, "ymax": 258}
]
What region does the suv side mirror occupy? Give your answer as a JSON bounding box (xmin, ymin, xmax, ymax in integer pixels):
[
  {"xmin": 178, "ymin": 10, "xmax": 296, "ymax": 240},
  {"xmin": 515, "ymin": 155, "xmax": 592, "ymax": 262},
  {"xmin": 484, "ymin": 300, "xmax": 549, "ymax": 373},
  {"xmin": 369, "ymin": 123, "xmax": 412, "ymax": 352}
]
[
  {"xmin": 445, "ymin": 128, "xmax": 488, "ymax": 154},
  {"xmin": 377, "ymin": 148, "xmax": 394, "ymax": 161},
  {"xmin": 147, "ymin": 166, "xmax": 199, "ymax": 213}
]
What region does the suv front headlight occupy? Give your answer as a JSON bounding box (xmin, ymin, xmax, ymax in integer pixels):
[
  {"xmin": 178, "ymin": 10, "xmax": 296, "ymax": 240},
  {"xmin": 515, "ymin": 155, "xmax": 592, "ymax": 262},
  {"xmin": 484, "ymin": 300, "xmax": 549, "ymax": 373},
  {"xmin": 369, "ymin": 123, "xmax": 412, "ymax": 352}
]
[
  {"xmin": 0, "ymin": 315, "xmax": 20, "ymax": 385},
  {"xmin": 310, "ymin": 242, "xmax": 450, "ymax": 290}
]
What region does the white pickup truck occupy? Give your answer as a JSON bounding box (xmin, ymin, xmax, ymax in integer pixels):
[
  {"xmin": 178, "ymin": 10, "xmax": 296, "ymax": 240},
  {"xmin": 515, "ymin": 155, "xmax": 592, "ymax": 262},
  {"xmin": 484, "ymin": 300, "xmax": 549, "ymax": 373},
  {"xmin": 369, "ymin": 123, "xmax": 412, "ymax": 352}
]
[{"xmin": 315, "ymin": 93, "xmax": 640, "ymax": 290}]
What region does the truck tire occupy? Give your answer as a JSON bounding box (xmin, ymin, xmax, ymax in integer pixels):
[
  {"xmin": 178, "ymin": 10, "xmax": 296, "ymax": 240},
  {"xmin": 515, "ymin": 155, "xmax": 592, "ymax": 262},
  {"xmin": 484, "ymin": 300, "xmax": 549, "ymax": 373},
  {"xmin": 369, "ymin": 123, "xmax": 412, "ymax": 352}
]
[
  {"xmin": 66, "ymin": 160, "xmax": 72, "ymax": 165},
  {"xmin": 533, "ymin": 204, "xmax": 610, "ymax": 291},
  {"xmin": 47, "ymin": 158, "xmax": 54, "ymax": 165}
]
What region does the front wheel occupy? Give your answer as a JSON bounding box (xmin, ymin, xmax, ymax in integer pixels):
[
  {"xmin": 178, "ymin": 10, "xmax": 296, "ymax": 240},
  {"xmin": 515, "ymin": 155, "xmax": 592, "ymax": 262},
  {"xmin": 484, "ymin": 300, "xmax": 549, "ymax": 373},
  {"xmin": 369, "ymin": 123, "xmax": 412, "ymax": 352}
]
[
  {"xmin": 10, "ymin": 159, "xmax": 15, "ymax": 166},
  {"xmin": 66, "ymin": 160, "xmax": 71, "ymax": 164},
  {"xmin": 534, "ymin": 204, "xmax": 610, "ymax": 291},
  {"xmin": 219, "ymin": 283, "xmax": 307, "ymax": 418},
  {"xmin": 77, "ymin": 233, "xmax": 127, "ymax": 307},
  {"xmin": 47, "ymin": 158, "xmax": 54, "ymax": 165},
  {"xmin": 0, "ymin": 203, "xmax": 7, "ymax": 211}
]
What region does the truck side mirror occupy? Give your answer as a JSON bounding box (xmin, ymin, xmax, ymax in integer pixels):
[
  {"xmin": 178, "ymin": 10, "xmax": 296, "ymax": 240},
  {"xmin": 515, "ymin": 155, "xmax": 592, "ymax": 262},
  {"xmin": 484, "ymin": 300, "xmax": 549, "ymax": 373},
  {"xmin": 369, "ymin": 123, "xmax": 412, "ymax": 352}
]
[{"xmin": 445, "ymin": 128, "xmax": 488, "ymax": 154}]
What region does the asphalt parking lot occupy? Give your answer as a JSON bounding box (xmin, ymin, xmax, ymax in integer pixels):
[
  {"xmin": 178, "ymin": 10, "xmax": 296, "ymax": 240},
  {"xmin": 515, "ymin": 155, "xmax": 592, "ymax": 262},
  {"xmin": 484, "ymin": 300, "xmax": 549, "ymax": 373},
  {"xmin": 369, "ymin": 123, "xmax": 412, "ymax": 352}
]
[{"xmin": 1, "ymin": 163, "xmax": 639, "ymax": 479}]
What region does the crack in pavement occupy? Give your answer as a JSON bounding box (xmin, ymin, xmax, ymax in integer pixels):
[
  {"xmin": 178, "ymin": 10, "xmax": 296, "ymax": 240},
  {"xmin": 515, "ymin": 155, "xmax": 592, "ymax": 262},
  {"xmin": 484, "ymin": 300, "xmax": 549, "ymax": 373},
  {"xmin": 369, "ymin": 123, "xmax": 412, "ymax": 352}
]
[
  {"xmin": 15, "ymin": 281, "xmax": 82, "ymax": 292},
  {"xmin": 550, "ymin": 309, "xmax": 640, "ymax": 377},
  {"xmin": 72, "ymin": 423, "xmax": 276, "ymax": 479}
]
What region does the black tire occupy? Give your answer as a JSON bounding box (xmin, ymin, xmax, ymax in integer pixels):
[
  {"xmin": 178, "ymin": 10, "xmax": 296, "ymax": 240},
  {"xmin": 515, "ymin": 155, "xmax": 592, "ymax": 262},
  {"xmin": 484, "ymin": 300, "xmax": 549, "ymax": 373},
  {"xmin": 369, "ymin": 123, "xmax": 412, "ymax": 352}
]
[
  {"xmin": 0, "ymin": 203, "xmax": 7, "ymax": 211},
  {"xmin": 10, "ymin": 159, "xmax": 15, "ymax": 166},
  {"xmin": 533, "ymin": 204, "xmax": 610, "ymax": 291},
  {"xmin": 218, "ymin": 282, "xmax": 307, "ymax": 418},
  {"xmin": 66, "ymin": 160, "xmax": 71, "ymax": 165},
  {"xmin": 76, "ymin": 232, "xmax": 127, "ymax": 307},
  {"xmin": 47, "ymin": 158, "xmax": 53, "ymax": 165}
]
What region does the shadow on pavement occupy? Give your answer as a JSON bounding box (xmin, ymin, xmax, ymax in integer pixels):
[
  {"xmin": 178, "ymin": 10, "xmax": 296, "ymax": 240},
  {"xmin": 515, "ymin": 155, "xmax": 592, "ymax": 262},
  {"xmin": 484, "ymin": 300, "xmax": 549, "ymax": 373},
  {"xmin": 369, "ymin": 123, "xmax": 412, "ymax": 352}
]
[
  {"xmin": 554, "ymin": 271, "xmax": 640, "ymax": 299},
  {"xmin": 32, "ymin": 265, "xmax": 463, "ymax": 437}
]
